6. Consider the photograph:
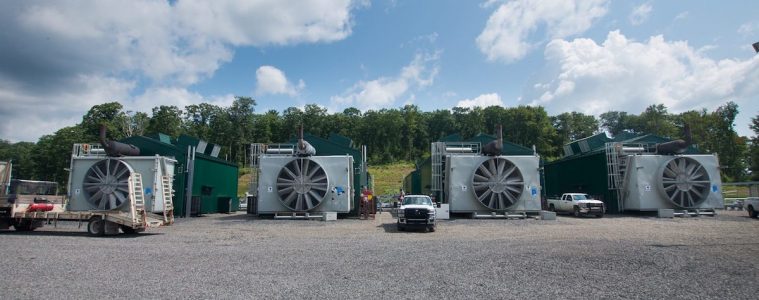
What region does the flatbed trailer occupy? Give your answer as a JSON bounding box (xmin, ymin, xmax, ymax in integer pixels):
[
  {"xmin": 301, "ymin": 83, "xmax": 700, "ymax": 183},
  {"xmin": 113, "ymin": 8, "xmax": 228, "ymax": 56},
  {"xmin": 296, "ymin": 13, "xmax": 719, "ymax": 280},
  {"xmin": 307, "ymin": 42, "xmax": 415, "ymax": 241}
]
[{"xmin": 1, "ymin": 177, "xmax": 173, "ymax": 236}]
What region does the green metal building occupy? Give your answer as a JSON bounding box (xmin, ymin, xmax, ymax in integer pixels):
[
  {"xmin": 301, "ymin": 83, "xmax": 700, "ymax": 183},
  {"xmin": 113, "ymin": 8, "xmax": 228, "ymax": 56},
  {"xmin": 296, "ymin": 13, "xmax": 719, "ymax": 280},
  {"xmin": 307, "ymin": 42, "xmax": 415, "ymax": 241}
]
[
  {"xmin": 403, "ymin": 133, "xmax": 534, "ymax": 200},
  {"xmin": 543, "ymin": 132, "xmax": 698, "ymax": 213},
  {"xmin": 289, "ymin": 133, "xmax": 371, "ymax": 216},
  {"xmin": 122, "ymin": 134, "xmax": 239, "ymax": 217}
]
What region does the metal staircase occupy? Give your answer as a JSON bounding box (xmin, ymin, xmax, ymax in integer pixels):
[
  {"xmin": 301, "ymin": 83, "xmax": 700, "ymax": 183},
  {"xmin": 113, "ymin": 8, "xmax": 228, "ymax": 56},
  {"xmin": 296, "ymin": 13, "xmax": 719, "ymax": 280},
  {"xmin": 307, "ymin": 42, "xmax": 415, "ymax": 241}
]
[{"xmin": 161, "ymin": 175, "xmax": 174, "ymax": 224}]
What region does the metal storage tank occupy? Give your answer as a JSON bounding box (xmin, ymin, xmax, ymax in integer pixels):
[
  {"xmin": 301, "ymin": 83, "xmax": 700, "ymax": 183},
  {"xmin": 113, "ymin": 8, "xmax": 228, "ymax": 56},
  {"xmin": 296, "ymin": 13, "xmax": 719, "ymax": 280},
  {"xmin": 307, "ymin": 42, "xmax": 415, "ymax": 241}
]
[
  {"xmin": 122, "ymin": 134, "xmax": 239, "ymax": 217},
  {"xmin": 544, "ymin": 132, "xmax": 723, "ymax": 214}
]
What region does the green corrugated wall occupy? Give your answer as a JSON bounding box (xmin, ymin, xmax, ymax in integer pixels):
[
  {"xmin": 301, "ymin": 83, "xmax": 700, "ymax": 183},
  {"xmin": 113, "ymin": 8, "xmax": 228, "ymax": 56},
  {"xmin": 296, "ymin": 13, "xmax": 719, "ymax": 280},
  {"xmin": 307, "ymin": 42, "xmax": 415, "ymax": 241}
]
[{"xmin": 544, "ymin": 151, "xmax": 619, "ymax": 213}]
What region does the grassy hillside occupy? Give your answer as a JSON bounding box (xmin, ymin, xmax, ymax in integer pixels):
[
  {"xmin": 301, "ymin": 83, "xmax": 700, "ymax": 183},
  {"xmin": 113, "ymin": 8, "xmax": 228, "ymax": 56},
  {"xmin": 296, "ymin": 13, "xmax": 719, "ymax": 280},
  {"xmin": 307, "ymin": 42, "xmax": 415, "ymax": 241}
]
[{"xmin": 369, "ymin": 161, "xmax": 416, "ymax": 196}]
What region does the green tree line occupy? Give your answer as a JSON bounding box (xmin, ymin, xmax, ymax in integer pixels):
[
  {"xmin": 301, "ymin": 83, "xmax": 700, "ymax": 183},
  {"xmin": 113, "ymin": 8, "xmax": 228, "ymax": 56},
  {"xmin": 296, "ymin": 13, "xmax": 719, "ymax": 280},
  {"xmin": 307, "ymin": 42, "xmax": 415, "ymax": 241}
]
[{"xmin": 2, "ymin": 97, "xmax": 758, "ymax": 189}]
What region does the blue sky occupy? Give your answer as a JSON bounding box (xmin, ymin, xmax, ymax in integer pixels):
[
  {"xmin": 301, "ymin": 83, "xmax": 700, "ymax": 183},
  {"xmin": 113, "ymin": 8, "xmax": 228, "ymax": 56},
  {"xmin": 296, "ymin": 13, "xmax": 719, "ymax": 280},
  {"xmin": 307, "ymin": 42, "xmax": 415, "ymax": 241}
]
[{"xmin": 1, "ymin": 0, "xmax": 758, "ymax": 142}]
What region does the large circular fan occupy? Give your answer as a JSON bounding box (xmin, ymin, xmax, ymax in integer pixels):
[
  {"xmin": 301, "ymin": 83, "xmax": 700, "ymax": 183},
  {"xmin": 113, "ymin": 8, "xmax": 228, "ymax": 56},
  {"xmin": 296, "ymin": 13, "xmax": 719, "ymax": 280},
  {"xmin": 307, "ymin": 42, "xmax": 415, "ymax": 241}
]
[
  {"xmin": 471, "ymin": 157, "xmax": 524, "ymax": 210},
  {"xmin": 83, "ymin": 159, "xmax": 133, "ymax": 210},
  {"xmin": 276, "ymin": 158, "xmax": 329, "ymax": 211},
  {"xmin": 658, "ymin": 157, "xmax": 711, "ymax": 208}
]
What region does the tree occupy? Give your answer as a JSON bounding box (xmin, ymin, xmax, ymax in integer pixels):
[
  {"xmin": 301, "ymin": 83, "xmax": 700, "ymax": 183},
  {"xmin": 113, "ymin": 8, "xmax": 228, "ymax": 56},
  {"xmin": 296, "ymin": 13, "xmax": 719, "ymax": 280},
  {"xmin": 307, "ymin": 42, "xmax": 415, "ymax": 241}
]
[
  {"xmin": 551, "ymin": 112, "xmax": 598, "ymax": 145},
  {"xmin": 252, "ymin": 110, "xmax": 283, "ymax": 144},
  {"xmin": 709, "ymin": 102, "xmax": 747, "ymax": 181},
  {"xmin": 117, "ymin": 111, "xmax": 149, "ymax": 137},
  {"xmin": 750, "ymin": 114, "xmax": 759, "ymax": 181},
  {"xmin": 183, "ymin": 103, "xmax": 222, "ymax": 141},
  {"xmin": 503, "ymin": 106, "xmax": 557, "ymax": 157},
  {"xmin": 31, "ymin": 126, "xmax": 86, "ymax": 190},
  {"xmin": 638, "ymin": 104, "xmax": 678, "ymax": 138},
  {"xmin": 426, "ymin": 109, "xmax": 456, "ymax": 141},
  {"xmin": 452, "ymin": 106, "xmax": 484, "ymax": 139},
  {"xmin": 146, "ymin": 105, "xmax": 183, "ymax": 138},
  {"xmin": 80, "ymin": 102, "xmax": 125, "ymax": 141},
  {"xmin": 600, "ymin": 111, "xmax": 639, "ymax": 136},
  {"xmin": 0, "ymin": 140, "xmax": 36, "ymax": 180}
]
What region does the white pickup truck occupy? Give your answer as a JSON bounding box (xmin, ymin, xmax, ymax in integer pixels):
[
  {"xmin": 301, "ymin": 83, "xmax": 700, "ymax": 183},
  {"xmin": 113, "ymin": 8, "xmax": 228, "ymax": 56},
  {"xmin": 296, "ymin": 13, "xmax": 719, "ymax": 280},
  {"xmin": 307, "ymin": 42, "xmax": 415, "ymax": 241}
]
[
  {"xmin": 745, "ymin": 197, "xmax": 759, "ymax": 218},
  {"xmin": 395, "ymin": 195, "xmax": 437, "ymax": 232},
  {"xmin": 547, "ymin": 193, "xmax": 605, "ymax": 218}
]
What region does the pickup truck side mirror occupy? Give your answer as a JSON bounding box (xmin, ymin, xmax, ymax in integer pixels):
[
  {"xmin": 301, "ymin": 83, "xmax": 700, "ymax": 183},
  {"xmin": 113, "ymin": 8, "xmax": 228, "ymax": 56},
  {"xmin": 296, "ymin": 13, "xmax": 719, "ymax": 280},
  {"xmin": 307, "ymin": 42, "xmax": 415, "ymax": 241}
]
[{"xmin": 436, "ymin": 202, "xmax": 441, "ymax": 208}]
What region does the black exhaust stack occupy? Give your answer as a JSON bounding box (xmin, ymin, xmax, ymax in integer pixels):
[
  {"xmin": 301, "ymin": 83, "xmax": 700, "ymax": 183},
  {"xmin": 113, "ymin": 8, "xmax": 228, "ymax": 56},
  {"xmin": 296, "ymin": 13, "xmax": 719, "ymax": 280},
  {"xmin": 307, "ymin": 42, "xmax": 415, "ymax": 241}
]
[
  {"xmin": 655, "ymin": 124, "xmax": 692, "ymax": 155},
  {"xmin": 99, "ymin": 125, "xmax": 140, "ymax": 157},
  {"xmin": 295, "ymin": 124, "xmax": 316, "ymax": 157},
  {"xmin": 482, "ymin": 125, "xmax": 503, "ymax": 156}
]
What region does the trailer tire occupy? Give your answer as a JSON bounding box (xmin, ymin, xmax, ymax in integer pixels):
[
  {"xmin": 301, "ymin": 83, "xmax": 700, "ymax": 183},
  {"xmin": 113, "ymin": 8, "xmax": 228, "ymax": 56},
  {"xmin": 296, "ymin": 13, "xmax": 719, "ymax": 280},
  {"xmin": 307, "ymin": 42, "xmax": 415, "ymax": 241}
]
[
  {"xmin": 87, "ymin": 217, "xmax": 105, "ymax": 236},
  {"xmin": 120, "ymin": 226, "xmax": 145, "ymax": 234},
  {"xmin": 12, "ymin": 220, "xmax": 38, "ymax": 232}
]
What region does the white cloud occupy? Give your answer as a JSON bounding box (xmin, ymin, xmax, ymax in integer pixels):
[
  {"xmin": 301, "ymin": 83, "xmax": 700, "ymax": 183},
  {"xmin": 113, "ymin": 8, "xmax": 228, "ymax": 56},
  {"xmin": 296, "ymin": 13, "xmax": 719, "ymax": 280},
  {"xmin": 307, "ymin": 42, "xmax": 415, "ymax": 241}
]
[
  {"xmin": 528, "ymin": 30, "xmax": 759, "ymax": 136},
  {"xmin": 330, "ymin": 52, "xmax": 441, "ymax": 110},
  {"xmin": 674, "ymin": 11, "xmax": 689, "ymax": 22},
  {"xmin": 629, "ymin": 3, "xmax": 652, "ymax": 26},
  {"xmin": 0, "ymin": 75, "xmax": 135, "ymax": 142},
  {"xmin": 738, "ymin": 21, "xmax": 759, "ymax": 36},
  {"xmin": 255, "ymin": 66, "xmax": 304, "ymax": 96},
  {"xmin": 476, "ymin": 0, "xmax": 609, "ymax": 63},
  {"xmin": 456, "ymin": 93, "xmax": 504, "ymax": 108},
  {"xmin": 0, "ymin": 0, "xmax": 363, "ymax": 141}
]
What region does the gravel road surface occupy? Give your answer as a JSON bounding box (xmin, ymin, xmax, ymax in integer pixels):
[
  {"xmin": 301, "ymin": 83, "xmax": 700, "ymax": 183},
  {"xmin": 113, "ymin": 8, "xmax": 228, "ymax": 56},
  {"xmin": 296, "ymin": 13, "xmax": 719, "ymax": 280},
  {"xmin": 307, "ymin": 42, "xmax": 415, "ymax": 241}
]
[{"xmin": 1, "ymin": 210, "xmax": 757, "ymax": 299}]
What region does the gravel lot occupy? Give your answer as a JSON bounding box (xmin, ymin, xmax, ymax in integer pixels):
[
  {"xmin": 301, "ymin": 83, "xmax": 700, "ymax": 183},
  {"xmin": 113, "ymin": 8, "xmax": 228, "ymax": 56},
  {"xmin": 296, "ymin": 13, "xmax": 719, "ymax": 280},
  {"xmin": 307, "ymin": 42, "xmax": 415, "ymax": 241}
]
[{"xmin": 1, "ymin": 210, "xmax": 758, "ymax": 299}]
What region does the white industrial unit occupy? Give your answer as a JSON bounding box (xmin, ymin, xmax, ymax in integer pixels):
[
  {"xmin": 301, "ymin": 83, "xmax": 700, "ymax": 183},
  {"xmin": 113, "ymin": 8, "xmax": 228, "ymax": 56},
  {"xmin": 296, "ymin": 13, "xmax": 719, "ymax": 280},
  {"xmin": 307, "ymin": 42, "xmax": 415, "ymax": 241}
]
[
  {"xmin": 621, "ymin": 154, "xmax": 723, "ymax": 211},
  {"xmin": 256, "ymin": 155, "xmax": 353, "ymax": 214},
  {"xmin": 445, "ymin": 154, "xmax": 542, "ymax": 214},
  {"xmin": 68, "ymin": 146, "xmax": 176, "ymax": 214}
]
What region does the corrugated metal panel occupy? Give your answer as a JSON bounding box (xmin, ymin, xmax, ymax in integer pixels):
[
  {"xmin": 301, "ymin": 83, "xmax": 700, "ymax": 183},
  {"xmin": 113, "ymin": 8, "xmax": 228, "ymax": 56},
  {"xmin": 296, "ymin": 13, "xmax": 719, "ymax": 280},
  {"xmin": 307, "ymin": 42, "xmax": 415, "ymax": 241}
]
[{"xmin": 544, "ymin": 151, "xmax": 619, "ymax": 213}]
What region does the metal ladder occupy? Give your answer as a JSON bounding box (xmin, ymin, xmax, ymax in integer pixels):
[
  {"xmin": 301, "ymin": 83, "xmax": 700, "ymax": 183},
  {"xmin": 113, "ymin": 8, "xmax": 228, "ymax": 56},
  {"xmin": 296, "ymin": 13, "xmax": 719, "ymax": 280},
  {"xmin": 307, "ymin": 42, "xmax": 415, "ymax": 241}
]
[
  {"xmin": 161, "ymin": 175, "xmax": 174, "ymax": 224},
  {"xmin": 431, "ymin": 142, "xmax": 444, "ymax": 195},
  {"xmin": 605, "ymin": 143, "xmax": 626, "ymax": 212},
  {"xmin": 130, "ymin": 173, "xmax": 146, "ymax": 224}
]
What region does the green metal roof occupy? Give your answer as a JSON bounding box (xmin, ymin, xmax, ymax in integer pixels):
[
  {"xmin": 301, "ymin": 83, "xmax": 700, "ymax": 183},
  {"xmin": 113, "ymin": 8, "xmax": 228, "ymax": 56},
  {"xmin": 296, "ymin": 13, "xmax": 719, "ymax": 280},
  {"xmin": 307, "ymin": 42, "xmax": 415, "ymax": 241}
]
[{"xmin": 559, "ymin": 132, "xmax": 700, "ymax": 159}]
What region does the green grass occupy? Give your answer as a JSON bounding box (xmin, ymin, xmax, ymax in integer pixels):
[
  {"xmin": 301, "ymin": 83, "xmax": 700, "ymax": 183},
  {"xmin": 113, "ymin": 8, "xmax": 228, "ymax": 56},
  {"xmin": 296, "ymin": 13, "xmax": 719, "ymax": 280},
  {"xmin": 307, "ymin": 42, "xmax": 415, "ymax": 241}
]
[
  {"xmin": 722, "ymin": 185, "xmax": 751, "ymax": 199},
  {"xmin": 238, "ymin": 167, "xmax": 252, "ymax": 197},
  {"xmin": 369, "ymin": 161, "xmax": 416, "ymax": 197}
]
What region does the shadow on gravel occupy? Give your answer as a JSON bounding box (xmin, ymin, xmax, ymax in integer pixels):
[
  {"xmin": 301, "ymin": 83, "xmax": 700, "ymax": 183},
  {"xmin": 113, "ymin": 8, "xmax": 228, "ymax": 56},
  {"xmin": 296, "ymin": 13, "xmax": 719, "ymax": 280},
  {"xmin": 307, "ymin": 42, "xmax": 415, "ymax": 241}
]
[
  {"xmin": 0, "ymin": 230, "xmax": 162, "ymax": 238},
  {"xmin": 378, "ymin": 223, "xmax": 431, "ymax": 233}
]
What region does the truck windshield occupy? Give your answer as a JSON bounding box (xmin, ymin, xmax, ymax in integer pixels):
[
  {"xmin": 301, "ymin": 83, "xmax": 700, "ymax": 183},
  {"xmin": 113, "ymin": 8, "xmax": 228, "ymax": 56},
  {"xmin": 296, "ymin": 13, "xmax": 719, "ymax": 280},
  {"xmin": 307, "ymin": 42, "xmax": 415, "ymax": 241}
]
[
  {"xmin": 572, "ymin": 194, "xmax": 589, "ymax": 200},
  {"xmin": 403, "ymin": 196, "xmax": 432, "ymax": 206}
]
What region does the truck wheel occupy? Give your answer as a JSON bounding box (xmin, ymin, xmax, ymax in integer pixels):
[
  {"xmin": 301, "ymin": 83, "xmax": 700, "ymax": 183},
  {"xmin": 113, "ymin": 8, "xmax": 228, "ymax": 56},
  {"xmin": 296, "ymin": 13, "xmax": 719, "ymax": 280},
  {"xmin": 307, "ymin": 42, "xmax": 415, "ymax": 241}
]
[
  {"xmin": 748, "ymin": 206, "xmax": 758, "ymax": 218},
  {"xmin": 12, "ymin": 220, "xmax": 37, "ymax": 232},
  {"xmin": 548, "ymin": 204, "xmax": 555, "ymax": 212},
  {"xmin": 120, "ymin": 226, "xmax": 145, "ymax": 234},
  {"xmin": 428, "ymin": 226, "xmax": 436, "ymax": 232},
  {"xmin": 87, "ymin": 217, "xmax": 105, "ymax": 236},
  {"xmin": 596, "ymin": 213, "xmax": 604, "ymax": 218},
  {"xmin": 573, "ymin": 206, "xmax": 581, "ymax": 217},
  {"xmin": 397, "ymin": 224, "xmax": 405, "ymax": 231}
]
